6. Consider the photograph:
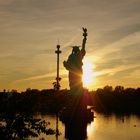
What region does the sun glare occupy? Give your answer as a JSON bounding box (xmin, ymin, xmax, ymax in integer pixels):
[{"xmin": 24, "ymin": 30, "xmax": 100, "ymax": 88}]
[{"xmin": 82, "ymin": 62, "xmax": 95, "ymax": 89}]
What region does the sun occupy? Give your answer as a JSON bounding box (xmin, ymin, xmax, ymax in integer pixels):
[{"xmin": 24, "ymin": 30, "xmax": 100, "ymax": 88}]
[{"xmin": 82, "ymin": 62, "xmax": 95, "ymax": 89}]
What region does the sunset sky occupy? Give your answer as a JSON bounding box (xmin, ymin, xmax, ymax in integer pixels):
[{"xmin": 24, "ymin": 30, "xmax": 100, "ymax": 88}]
[{"xmin": 0, "ymin": 0, "xmax": 140, "ymax": 91}]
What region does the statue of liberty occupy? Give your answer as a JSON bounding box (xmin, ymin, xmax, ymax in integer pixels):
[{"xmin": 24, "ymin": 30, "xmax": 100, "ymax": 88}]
[{"xmin": 63, "ymin": 28, "xmax": 87, "ymax": 92}]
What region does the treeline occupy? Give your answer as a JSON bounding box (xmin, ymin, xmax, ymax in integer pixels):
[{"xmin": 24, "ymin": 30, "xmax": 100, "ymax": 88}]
[
  {"xmin": 90, "ymin": 86, "xmax": 140, "ymax": 114},
  {"xmin": 0, "ymin": 88, "xmax": 68, "ymax": 114},
  {"xmin": 0, "ymin": 86, "xmax": 140, "ymax": 114}
]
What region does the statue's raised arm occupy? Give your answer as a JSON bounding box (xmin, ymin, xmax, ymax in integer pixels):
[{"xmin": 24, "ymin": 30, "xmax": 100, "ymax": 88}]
[{"xmin": 81, "ymin": 27, "xmax": 88, "ymax": 57}]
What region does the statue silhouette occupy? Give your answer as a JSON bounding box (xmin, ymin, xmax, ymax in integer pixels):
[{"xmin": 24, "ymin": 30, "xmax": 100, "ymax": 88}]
[{"xmin": 63, "ymin": 28, "xmax": 87, "ymax": 93}]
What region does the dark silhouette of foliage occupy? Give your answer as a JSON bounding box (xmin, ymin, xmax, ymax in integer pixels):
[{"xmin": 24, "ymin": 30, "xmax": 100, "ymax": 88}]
[
  {"xmin": 90, "ymin": 86, "xmax": 140, "ymax": 114},
  {"xmin": 0, "ymin": 113, "xmax": 55, "ymax": 140},
  {"xmin": 0, "ymin": 86, "xmax": 140, "ymax": 115}
]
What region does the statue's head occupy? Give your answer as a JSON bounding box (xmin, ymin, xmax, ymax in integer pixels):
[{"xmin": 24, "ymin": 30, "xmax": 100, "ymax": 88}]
[{"xmin": 72, "ymin": 46, "xmax": 80, "ymax": 54}]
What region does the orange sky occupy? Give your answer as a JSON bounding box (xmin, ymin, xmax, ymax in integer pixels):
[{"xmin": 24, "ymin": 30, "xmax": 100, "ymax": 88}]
[{"xmin": 0, "ymin": 0, "xmax": 140, "ymax": 91}]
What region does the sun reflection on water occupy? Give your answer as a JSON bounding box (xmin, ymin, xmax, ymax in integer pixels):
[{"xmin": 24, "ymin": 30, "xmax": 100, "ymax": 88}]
[{"xmin": 87, "ymin": 121, "xmax": 95, "ymax": 135}]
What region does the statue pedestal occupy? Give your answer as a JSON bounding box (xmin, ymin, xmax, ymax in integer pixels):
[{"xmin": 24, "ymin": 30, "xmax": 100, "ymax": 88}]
[{"xmin": 59, "ymin": 90, "xmax": 94, "ymax": 122}]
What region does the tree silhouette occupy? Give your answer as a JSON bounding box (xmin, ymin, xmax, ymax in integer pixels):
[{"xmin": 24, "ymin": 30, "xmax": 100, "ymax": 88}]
[{"xmin": 0, "ymin": 113, "xmax": 55, "ymax": 140}]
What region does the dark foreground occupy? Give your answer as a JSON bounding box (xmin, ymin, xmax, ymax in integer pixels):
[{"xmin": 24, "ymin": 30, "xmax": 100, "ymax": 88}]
[{"xmin": 0, "ymin": 86, "xmax": 140, "ymax": 139}]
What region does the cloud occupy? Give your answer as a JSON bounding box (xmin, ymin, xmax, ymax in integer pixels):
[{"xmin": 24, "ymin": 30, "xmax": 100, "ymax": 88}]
[{"xmin": 13, "ymin": 69, "xmax": 66, "ymax": 82}]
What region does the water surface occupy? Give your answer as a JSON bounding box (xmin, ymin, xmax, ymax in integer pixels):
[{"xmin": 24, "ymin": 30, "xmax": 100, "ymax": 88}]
[{"xmin": 34, "ymin": 112, "xmax": 140, "ymax": 140}]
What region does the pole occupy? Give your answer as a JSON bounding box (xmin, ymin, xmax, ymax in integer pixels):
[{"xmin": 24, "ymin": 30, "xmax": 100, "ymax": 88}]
[
  {"xmin": 55, "ymin": 44, "xmax": 61, "ymax": 140},
  {"xmin": 55, "ymin": 44, "xmax": 61, "ymax": 90}
]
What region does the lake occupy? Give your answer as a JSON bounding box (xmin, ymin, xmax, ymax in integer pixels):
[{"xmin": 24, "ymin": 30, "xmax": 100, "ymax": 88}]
[{"xmin": 34, "ymin": 111, "xmax": 140, "ymax": 140}]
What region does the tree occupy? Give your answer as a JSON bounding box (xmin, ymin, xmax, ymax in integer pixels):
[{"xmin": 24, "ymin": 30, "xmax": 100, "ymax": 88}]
[
  {"xmin": 103, "ymin": 85, "xmax": 113, "ymax": 93},
  {"xmin": 114, "ymin": 86, "xmax": 124, "ymax": 94},
  {"xmin": 0, "ymin": 113, "xmax": 55, "ymax": 140}
]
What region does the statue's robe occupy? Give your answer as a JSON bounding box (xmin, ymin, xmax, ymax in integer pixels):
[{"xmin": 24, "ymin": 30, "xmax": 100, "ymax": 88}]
[{"xmin": 64, "ymin": 49, "xmax": 86, "ymax": 91}]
